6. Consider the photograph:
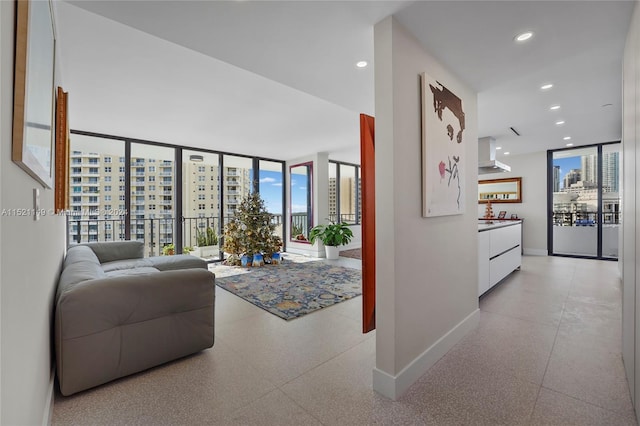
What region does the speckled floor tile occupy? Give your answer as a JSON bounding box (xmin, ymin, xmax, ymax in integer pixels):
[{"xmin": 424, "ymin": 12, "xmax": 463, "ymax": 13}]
[
  {"xmin": 52, "ymin": 255, "xmax": 633, "ymax": 426},
  {"xmin": 219, "ymin": 389, "xmax": 323, "ymax": 425},
  {"xmin": 542, "ymin": 338, "xmax": 633, "ymax": 413},
  {"xmin": 531, "ymin": 388, "xmax": 637, "ymax": 426}
]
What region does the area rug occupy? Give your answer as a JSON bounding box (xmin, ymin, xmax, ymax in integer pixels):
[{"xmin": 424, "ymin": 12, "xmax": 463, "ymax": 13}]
[
  {"xmin": 339, "ymin": 248, "xmax": 362, "ymax": 260},
  {"xmin": 210, "ymin": 258, "xmax": 361, "ymax": 320}
]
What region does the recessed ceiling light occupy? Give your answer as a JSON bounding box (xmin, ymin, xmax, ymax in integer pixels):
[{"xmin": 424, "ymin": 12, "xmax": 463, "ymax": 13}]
[
  {"xmin": 563, "ymin": 136, "xmax": 572, "ymax": 140},
  {"xmin": 566, "ymin": 143, "xmax": 574, "ymax": 147},
  {"xmin": 515, "ymin": 31, "xmax": 534, "ymax": 42},
  {"xmin": 550, "ymin": 105, "xmax": 561, "ymax": 111},
  {"xmin": 496, "ymin": 146, "xmax": 502, "ymax": 150},
  {"xmin": 555, "ymin": 120, "xmax": 565, "ymax": 125},
  {"xmin": 356, "ymin": 61, "xmax": 368, "ymax": 68},
  {"xmin": 503, "ymin": 152, "xmax": 510, "ymax": 156},
  {"xmin": 540, "ymin": 83, "xmax": 553, "ymax": 90}
]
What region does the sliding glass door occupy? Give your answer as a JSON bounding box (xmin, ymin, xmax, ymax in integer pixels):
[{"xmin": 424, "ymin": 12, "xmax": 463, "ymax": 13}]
[{"xmin": 549, "ymin": 143, "xmax": 620, "ymax": 259}]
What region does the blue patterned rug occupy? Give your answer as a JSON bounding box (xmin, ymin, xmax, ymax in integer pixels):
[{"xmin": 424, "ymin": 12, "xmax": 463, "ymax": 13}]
[{"xmin": 210, "ymin": 257, "xmax": 361, "ymax": 320}]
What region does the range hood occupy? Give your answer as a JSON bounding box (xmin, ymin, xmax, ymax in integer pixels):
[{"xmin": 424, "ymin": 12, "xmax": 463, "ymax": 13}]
[{"xmin": 478, "ymin": 137, "xmax": 511, "ymax": 174}]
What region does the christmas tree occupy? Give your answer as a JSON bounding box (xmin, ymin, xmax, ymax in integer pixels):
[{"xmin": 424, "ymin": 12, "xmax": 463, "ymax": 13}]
[{"xmin": 222, "ymin": 191, "xmax": 280, "ymax": 266}]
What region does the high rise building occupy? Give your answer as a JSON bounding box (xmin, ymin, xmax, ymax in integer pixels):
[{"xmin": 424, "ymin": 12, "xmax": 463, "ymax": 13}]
[
  {"xmin": 563, "ymin": 169, "xmax": 581, "ymax": 189},
  {"xmin": 553, "ymin": 165, "xmax": 561, "ymax": 192},
  {"xmin": 68, "ymin": 150, "xmax": 251, "ymax": 254},
  {"xmin": 581, "ymin": 154, "xmax": 597, "ymax": 185},
  {"xmin": 602, "ymin": 151, "xmax": 620, "ymax": 192}
]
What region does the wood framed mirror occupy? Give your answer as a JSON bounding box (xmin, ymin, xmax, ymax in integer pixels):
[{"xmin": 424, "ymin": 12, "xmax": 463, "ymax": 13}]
[{"xmin": 478, "ymin": 177, "xmax": 522, "ymax": 203}]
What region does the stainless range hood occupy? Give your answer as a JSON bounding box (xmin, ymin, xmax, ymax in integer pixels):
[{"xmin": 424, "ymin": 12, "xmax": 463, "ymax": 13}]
[{"xmin": 478, "ymin": 137, "xmax": 511, "ymax": 174}]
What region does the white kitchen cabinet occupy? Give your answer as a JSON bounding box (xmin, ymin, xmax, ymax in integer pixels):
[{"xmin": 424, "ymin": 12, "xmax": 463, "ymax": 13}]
[{"xmin": 478, "ymin": 221, "xmax": 522, "ymax": 296}]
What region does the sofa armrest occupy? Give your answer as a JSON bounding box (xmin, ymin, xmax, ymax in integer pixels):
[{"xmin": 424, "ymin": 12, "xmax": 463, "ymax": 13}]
[
  {"xmin": 56, "ymin": 268, "xmax": 215, "ymax": 341},
  {"xmin": 81, "ymin": 240, "xmax": 145, "ymax": 263}
]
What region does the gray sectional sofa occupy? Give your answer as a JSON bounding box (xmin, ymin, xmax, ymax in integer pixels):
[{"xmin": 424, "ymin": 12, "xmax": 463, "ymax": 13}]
[{"xmin": 55, "ymin": 241, "xmax": 215, "ymax": 396}]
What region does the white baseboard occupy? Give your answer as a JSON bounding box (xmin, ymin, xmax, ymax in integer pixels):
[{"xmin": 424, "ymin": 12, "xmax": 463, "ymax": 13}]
[
  {"xmin": 42, "ymin": 367, "xmax": 55, "ymax": 426},
  {"xmin": 372, "ymin": 308, "xmax": 480, "ymax": 400},
  {"xmin": 524, "ymin": 248, "xmax": 548, "ymax": 256}
]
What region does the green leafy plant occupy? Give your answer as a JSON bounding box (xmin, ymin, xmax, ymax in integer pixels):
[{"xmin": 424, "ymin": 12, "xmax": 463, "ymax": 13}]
[
  {"xmin": 196, "ymin": 227, "xmax": 218, "ymax": 246},
  {"xmin": 308, "ymin": 221, "xmax": 353, "ymax": 247},
  {"xmin": 162, "ymin": 243, "xmax": 175, "ymax": 256},
  {"xmin": 182, "ymin": 246, "xmax": 193, "ymax": 254}
]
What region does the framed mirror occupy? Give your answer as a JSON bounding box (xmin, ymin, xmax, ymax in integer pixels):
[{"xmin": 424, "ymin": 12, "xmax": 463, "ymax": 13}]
[
  {"xmin": 478, "ymin": 177, "xmax": 522, "ymax": 203},
  {"xmin": 289, "ymin": 162, "xmax": 313, "ymax": 243}
]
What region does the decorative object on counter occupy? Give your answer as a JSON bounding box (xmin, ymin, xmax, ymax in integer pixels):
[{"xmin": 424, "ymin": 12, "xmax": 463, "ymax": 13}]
[
  {"xmin": 511, "ymin": 214, "xmax": 519, "ymax": 219},
  {"xmin": 478, "ymin": 177, "xmax": 522, "ymax": 204},
  {"xmin": 498, "ymin": 211, "xmax": 507, "ymax": 219},
  {"xmin": 421, "ymin": 72, "xmax": 466, "ymax": 217},
  {"xmin": 484, "ymin": 200, "xmax": 494, "ymax": 220}
]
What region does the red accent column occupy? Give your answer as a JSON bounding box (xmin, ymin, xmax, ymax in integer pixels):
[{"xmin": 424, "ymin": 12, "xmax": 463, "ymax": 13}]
[{"xmin": 360, "ymin": 114, "xmax": 376, "ymax": 333}]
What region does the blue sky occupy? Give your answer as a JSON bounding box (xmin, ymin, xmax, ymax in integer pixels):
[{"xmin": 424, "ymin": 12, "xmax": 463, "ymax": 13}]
[{"xmin": 256, "ymin": 170, "xmax": 283, "ymax": 214}]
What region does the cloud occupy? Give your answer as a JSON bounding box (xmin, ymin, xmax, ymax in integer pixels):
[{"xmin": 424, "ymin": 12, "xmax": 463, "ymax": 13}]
[
  {"xmin": 272, "ymin": 182, "xmax": 282, "ymax": 187},
  {"xmin": 291, "ymin": 204, "xmax": 308, "ymax": 213},
  {"xmin": 299, "ymin": 186, "xmax": 307, "ymax": 190},
  {"xmin": 260, "ymin": 177, "xmax": 276, "ymax": 183}
]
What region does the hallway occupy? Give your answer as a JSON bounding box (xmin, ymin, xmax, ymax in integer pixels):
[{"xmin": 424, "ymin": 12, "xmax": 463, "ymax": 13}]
[{"xmin": 52, "ymin": 255, "xmax": 636, "ymax": 425}]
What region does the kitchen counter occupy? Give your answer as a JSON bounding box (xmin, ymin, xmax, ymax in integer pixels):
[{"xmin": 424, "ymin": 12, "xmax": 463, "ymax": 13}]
[
  {"xmin": 478, "ymin": 220, "xmax": 522, "ymax": 296},
  {"xmin": 478, "ymin": 219, "xmax": 523, "ymax": 232}
]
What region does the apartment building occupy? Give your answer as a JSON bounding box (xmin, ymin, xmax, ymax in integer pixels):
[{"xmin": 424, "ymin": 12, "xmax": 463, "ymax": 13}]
[{"xmin": 68, "ymin": 150, "xmax": 252, "ymax": 253}]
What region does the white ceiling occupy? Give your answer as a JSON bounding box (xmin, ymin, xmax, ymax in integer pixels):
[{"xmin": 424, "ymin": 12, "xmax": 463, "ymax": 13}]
[{"xmin": 56, "ymin": 1, "xmax": 635, "ymax": 165}]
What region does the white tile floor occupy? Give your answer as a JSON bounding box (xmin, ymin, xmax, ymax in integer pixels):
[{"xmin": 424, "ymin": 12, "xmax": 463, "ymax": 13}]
[{"xmin": 52, "ymin": 255, "xmax": 637, "ymax": 425}]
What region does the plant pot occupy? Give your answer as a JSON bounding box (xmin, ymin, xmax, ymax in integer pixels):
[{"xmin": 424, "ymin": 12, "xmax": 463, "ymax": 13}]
[
  {"xmin": 198, "ymin": 245, "xmax": 218, "ymax": 258},
  {"xmin": 325, "ymin": 245, "xmax": 340, "ymax": 260},
  {"xmin": 241, "ymin": 254, "xmax": 253, "ymax": 267},
  {"xmin": 271, "ymin": 252, "xmax": 281, "ymax": 265},
  {"xmin": 252, "ymin": 253, "xmax": 264, "ymax": 267}
]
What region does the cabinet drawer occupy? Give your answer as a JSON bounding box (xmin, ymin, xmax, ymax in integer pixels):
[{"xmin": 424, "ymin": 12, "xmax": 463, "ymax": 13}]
[
  {"xmin": 489, "ymin": 245, "xmax": 521, "ymax": 286},
  {"xmin": 489, "ymin": 224, "xmax": 521, "ymax": 258}
]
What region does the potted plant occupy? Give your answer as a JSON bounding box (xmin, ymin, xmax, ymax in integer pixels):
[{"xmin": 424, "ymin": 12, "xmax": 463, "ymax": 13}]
[
  {"xmin": 162, "ymin": 243, "xmax": 175, "ymax": 256},
  {"xmin": 182, "ymin": 246, "xmax": 193, "ymax": 255},
  {"xmin": 193, "ymin": 226, "xmax": 218, "ymax": 258},
  {"xmin": 308, "ymin": 221, "xmax": 354, "ymax": 260}
]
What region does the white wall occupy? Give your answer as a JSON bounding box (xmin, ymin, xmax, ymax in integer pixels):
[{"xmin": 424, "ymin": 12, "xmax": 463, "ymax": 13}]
[
  {"xmin": 477, "ymin": 151, "xmax": 548, "ymax": 255},
  {"xmin": 0, "ymin": 2, "xmax": 67, "ymax": 423},
  {"xmin": 622, "ymin": 0, "xmax": 640, "ymax": 411},
  {"xmin": 373, "ymin": 17, "xmax": 479, "ymax": 400}
]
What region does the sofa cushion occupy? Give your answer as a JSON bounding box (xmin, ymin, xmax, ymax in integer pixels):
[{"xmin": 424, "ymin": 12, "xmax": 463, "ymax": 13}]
[
  {"xmin": 82, "ymin": 241, "xmax": 144, "ymax": 264},
  {"xmin": 64, "ymin": 245, "xmax": 101, "ymax": 268},
  {"xmin": 105, "ymin": 267, "xmax": 160, "ymax": 277},
  {"xmin": 101, "ymin": 258, "xmax": 154, "ymax": 273},
  {"xmin": 148, "ymin": 255, "xmax": 207, "ymax": 271}
]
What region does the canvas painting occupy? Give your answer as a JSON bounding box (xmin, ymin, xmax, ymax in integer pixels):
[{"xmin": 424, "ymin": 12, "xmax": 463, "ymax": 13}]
[{"xmin": 421, "ymin": 72, "xmax": 466, "ymax": 217}]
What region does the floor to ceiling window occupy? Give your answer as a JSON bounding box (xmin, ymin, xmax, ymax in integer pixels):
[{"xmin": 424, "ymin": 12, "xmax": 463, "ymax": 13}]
[
  {"xmin": 548, "ymin": 142, "xmax": 620, "ymax": 259},
  {"xmin": 67, "ymin": 130, "xmax": 285, "ymax": 258},
  {"xmin": 258, "ymin": 160, "xmax": 285, "ymax": 240},
  {"xmin": 67, "ymin": 134, "xmax": 126, "ymax": 244},
  {"xmin": 182, "ymin": 150, "xmax": 221, "ymax": 259}
]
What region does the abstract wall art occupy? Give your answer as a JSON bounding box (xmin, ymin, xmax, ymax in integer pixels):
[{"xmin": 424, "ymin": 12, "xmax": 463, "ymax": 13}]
[{"xmin": 421, "ymin": 72, "xmax": 466, "ymax": 217}]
